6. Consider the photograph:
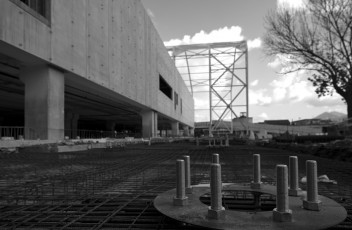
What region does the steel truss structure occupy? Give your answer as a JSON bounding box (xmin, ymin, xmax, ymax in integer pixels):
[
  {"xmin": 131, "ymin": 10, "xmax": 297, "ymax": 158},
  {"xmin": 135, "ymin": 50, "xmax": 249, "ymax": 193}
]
[{"xmin": 167, "ymin": 41, "xmax": 248, "ymax": 136}]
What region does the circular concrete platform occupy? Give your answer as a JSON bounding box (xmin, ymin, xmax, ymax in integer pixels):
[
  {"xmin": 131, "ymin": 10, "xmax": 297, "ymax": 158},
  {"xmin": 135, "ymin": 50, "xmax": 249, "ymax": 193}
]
[{"xmin": 154, "ymin": 184, "xmax": 347, "ymax": 230}]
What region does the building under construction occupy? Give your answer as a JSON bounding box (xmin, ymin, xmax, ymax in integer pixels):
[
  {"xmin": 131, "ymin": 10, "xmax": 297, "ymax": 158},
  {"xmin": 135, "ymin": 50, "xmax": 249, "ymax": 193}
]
[
  {"xmin": 0, "ymin": 0, "xmax": 194, "ymax": 140},
  {"xmin": 0, "ymin": 0, "xmax": 352, "ymax": 229}
]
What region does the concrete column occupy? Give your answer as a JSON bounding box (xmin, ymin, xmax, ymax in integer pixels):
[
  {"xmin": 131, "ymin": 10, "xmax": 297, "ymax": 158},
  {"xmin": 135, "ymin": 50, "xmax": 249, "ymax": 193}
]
[
  {"xmin": 20, "ymin": 65, "xmax": 65, "ymax": 140},
  {"xmin": 289, "ymin": 156, "xmax": 301, "ymax": 196},
  {"xmin": 141, "ymin": 110, "xmax": 158, "ymax": 138},
  {"xmin": 251, "ymin": 154, "xmax": 262, "ymax": 189},
  {"xmin": 189, "ymin": 128, "xmax": 194, "ymax": 136},
  {"xmin": 106, "ymin": 120, "xmax": 116, "ymax": 131},
  {"xmin": 273, "ymin": 165, "xmax": 292, "ymax": 222},
  {"xmin": 171, "ymin": 121, "xmax": 179, "ymax": 137},
  {"xmin": 208, "ymin": 163, "xmax": 225, "ymax": 219},
  {"xmin": 212, "ymin": 153, "xmax": 219, "ymax": 164},
  {"xmin": 173, "ymin": 159, "xmax": 188, "ymax": 206},
  {"xmin": 183, "ymin": 126, "xmax": 190, "ymax": 136},
  {"xmin": 183, "ymin": 155, "xmax": 193, "ymax": 194},
  {"xmin": 303, "ymin": 160, "xmax": 322, "ymax": 211},
  {"xmin": 65, "ymin": 111, "xmax": 79, "ymax": 138}
]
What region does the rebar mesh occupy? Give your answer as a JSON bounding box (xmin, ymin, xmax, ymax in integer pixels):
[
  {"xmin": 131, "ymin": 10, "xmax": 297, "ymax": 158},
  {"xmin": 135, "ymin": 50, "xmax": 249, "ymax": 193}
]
[{"xmin": 0, "ymin": 143, "xmax": 351, "ymax": 229}]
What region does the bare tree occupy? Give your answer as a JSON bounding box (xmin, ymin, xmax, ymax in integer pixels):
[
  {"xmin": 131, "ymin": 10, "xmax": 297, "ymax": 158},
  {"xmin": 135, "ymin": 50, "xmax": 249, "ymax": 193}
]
[{"xmin": 264, "ymin": 0, "xmax": 352, "ymax": 120}]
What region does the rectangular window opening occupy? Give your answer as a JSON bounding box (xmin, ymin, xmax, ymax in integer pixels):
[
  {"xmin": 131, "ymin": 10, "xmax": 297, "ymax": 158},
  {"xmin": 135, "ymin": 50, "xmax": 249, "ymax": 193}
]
[
  {"xmin": 174, "ymin": 91, "xmax": 178, "ymax": 110},
  {"xmin": 11, "ymin": 0, "xmax": 51, "ymax": 24},
  {"xmin": 159, "ymin": 75, "xmax": 173, "ymax": 100},
  {"xmin": 181, "ymin": 99, "xmax": 183, "ymax": 114}
]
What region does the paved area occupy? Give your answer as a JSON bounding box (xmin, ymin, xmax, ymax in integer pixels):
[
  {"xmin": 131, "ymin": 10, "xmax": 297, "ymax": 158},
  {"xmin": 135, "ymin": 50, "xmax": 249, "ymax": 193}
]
[{"xmin": 0, "ymin": 143, "xmax": 351, "ymax": 229}]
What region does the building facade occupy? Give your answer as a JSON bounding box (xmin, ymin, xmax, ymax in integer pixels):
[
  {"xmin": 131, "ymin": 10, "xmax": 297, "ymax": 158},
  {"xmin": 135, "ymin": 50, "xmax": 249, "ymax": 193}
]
[{"xmin": 0, "ymin": 0, "xmax": 194, "ymax": 140}]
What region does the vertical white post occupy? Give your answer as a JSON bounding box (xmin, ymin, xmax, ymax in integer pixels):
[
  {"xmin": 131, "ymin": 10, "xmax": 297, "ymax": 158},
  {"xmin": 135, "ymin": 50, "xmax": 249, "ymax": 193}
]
[
  {"xmin": 212, "ymin": 153, "xmax": 219, "ymax": 164},
  {"xmin": 273, "ymin": 165, "xmax": 292, "ymax": 222},
  {"xmin": 183, "ymin": 155, "xmax": 193, "ymax": 194},
  {"xmin": 251, "ymin": 154, "xmax": 262, "ymax": 189},
  {"xmin": 289, "ymin": 156, "xmax": 301, "ymax": 196},
  {"xmin": 208, "ymin": 163, "xmax": 225, "ymax": 219},
  {"xmin": 303, "ymin": 160, "xmax": 322, "ymax": 211},
  {"xmin": 173, "ymin": 160, "xmax": 188, "ymax": 206}
]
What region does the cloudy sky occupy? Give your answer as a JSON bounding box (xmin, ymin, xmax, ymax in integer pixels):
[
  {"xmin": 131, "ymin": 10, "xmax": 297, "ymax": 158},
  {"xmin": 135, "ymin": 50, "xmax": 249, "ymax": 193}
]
[{"xmin": 141, "ymin": 0, "xmax": 347, "ymax": 122}]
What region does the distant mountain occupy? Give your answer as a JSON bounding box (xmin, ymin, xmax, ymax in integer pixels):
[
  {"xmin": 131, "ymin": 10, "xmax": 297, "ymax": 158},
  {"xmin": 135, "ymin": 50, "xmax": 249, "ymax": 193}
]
[{"xmin": 314, "ymin": 112, "xmax": 347, "ymax": 121}]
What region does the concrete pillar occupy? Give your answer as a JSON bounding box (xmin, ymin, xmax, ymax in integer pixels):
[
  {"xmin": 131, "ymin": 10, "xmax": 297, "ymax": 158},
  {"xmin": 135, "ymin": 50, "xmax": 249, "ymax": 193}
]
[
  {"xmin": 183, "ymin": 126, "xmax": 190, "ymax": 136},
  {"xmin": 106, "ymin": 120, "xmax": 116, "ymax": 138},
  {"xmin": 289, "ymin": 156, "xmax": 301, "ymax": 196},
  {"xmin": 303, "ymin": 160, "xmax": 322, "ymax": 211},
  {"xmin": 106, "ymin": 120, "xmax": 116, "ymax": 131},
  {"xmin": 190, "ymin": 127, "xmax": 195, "ymax": 136},
  {"xmin": 173, "ymin": 159, "xmax": 188, "ymax": 206},
  {"xmin": 208, "ymin": 163, "xmax": 225, "ymax": 219},
  {"xmin": 141, "ymin": 110, "xmax": 158, "ymax": 138},
  {"xmin": 20, "ymin": 65, "xmax": 65, "ymax": 140},
  {"xmin": 212, "ymin": 153, "xmax": 219, "ymax": 164},
  {"xmin": 273, "ymin": 165, "xmax": 292, "ymax": 222},
  {"xmin": 65, "ymin": 111, "xmax": 79, "ymax": 138},
  {"xmin": 171, "ymin": 121, "xmax": 179, "ymax": 137},
  {"xmin": 251, "ymin": 154, "xmax": 262, "ymax": 189},
  {"xmin": 183, "ymin": 155, "xmax": 193, "ymax": 194}
]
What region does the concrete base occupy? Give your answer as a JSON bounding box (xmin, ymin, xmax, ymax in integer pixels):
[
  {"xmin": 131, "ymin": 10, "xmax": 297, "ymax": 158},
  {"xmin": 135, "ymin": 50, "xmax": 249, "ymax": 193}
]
[
  {"xmin": 250, "ymin": 182, "xmax": 262, "ymax": 189},
  {"xmin": 173, "ymin": 196, "xmax": 188, "ymax": 206},
  {"xmin": 186, "ymin": 187, "xmax": 193, "ymax": 194},
  {"xmin": 207, "ymin": 206, "xmax": 225, "ymax": 219},
  {"xmin": 303, "ymin": 199, "xmax": 322, "ymax": 211},
  {"xmin": 289, "ymin": 188, "xmax": 301, "ymax": 197},
  {"xmin": 273, "ymin": 208, "xmax": 292, "ymax": 222}
]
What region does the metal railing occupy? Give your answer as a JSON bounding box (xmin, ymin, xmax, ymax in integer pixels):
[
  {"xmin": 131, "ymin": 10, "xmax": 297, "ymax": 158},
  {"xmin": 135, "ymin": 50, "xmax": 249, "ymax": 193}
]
[
  {"xmin": 0, "ymin": 126, "xmax": 36, "ymax": 140},
  {"xmin": 0, "ymin": 126, "xmax": 143, "ymax": 140}
]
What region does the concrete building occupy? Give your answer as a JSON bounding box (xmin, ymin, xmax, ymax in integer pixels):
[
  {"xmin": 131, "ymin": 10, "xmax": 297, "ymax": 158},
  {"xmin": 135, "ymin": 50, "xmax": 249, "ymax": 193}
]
[{"xmin": 0, "ymin": 0, "xmax": 194, "ymax": 140}]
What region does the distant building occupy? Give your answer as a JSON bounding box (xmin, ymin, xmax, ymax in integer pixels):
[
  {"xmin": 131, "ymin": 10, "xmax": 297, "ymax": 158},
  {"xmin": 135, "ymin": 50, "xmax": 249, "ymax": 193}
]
[
  {"xmin": 292, "ymin": 119, "xmax": 332, "ymax": 126},
  {"xmin": 263, "ymin": 120, "xmax": 290, "ymax": 126}
]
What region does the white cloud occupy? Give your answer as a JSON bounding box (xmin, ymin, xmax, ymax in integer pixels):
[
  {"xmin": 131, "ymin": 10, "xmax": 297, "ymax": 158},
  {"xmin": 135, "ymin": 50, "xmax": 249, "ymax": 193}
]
[
  {"xmin": 267, "ymin": 54, "xmax": 294, "ymax": 69},
  {"xmin": 247, "ymin": 38, "xmax": 262, "ymax": 50},
  {"xmin": 268, "ymin": 56, "xmax": 282, "ymax": 69},
  {"xmin": 249, "ymin": 89, "xmax": 272, "ymax": 106},
  {"xmin": 277, "ymin": 0, "xmax": 305, "ymax": 9},
  {"xmin": 306, "ymin": 95, "xmax": 345, "ymax": 107},
  {"xmin": 250, "ymin": 79, "xmax": 259, "ymax": 86},
  {"xmin": 273, "ymin": 87, "xmax": 287, "ymax": 102},
  {"xmin": 268, "ymin": 69, "xmax": 346, "ymax": 111},
  {"xmin": 269, "ymin": 70, "xmax": 311, "ymax": 102},
  {"xmin": 253, "ymin": 112, "xmax": 269, "ymax": 123},
  {"xmin": 164, "ymin": 26, "xmax": 261, "ymax": 50},
  {"xmin": 258, "ymin": 112, "xmax": 269, "ymax": 120}
]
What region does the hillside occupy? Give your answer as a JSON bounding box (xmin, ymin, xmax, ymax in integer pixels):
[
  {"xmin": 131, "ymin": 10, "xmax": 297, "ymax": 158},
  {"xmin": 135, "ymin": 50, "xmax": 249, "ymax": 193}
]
[{"xmin": 314, "ymin": 111, "xmax": 347, "ymax": 121}]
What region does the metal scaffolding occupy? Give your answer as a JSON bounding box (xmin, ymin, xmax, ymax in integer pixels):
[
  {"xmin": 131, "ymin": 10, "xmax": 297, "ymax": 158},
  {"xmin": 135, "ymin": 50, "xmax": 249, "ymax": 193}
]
[{"xmin": 167, "ymin": 41, "xmax": 248, "ymax": 136}]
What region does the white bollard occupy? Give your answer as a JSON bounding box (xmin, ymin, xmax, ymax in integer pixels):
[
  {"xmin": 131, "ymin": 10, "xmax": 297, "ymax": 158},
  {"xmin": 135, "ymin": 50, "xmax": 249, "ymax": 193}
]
[
  {"xmin": 289, "ymin": 156, "xmax": 301, "ymax": 196},
  {"xmin": 208, "ymin": 163, "xmax": 225, "ymax": 219},
  {"xmin": 273, "ymin": 165, "xmax": 292, "ymax": 222},
  {"xmin": 251, "ymin": 154, "xmax": 262, "ymax": 189},
  {"xmin": 303, "ymin": 160, "xmax": 322, "ymax": 211},
  {"xmin": 183, "ymin": 155, "xmax": 193, "ymax": 194},
  {"xmin": 173, "ymin": 159, "xmax": 188, "ymax": 206},
  {"xmin": 212, "ymin": 153, "xmax": 219, "ymax": 164}
]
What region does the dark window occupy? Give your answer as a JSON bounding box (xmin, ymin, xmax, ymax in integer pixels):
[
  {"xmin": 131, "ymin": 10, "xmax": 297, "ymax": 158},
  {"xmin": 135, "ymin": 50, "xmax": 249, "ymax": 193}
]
[
  {"xmin": 174, "ymin": 91, "xmax": 178, "ymax": 110},
  {"xmin": 159, "ymin": 75, "xmax": 173, "ymax": 100},
  {"xmin": 181, "ymin": 99, "xmax": 183, "ymax": 114},
  {"xmin": 11, "ymin": 0, "xmax": 50, "ymax": 24},
  {"xmin": 20, "ymin": 0, "xmax": 47, "ymax": 17}
]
